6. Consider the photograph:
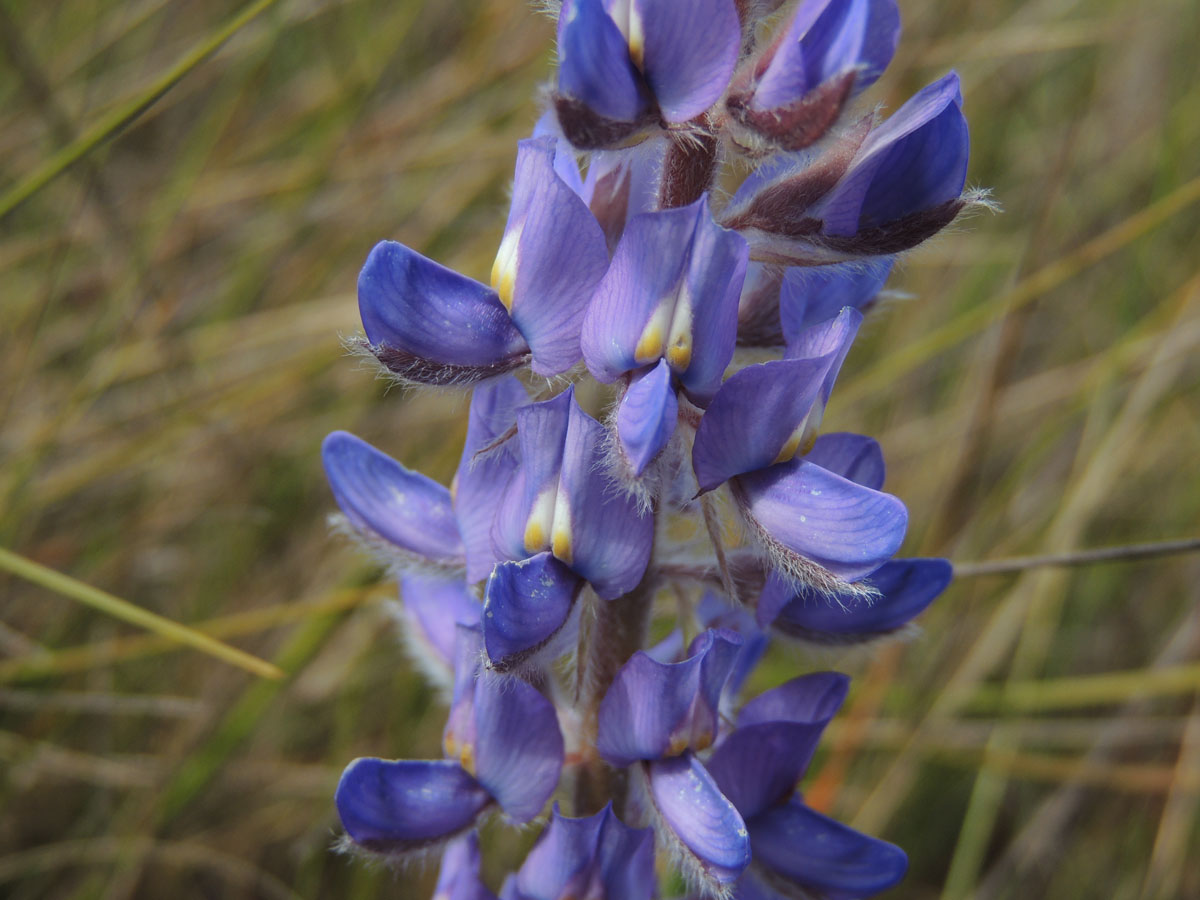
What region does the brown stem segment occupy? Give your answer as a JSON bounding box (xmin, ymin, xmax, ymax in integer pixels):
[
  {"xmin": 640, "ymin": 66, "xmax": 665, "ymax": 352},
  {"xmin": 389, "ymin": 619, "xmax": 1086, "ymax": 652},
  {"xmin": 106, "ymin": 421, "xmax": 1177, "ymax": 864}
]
[{"xmin": 570, "ymin": 576, "xmax": 656, "ymax": 818}]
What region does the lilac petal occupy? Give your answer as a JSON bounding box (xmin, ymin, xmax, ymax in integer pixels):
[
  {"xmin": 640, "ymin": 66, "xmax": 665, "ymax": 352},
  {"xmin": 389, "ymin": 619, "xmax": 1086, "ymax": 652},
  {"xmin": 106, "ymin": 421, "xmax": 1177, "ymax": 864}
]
[
  {"xmin": 498, "ymin": 137, "xmax": 610, "ymax": 375},
  {"xmin": 803, "ymin": 432, "xmax": 885, "ymax": 489},
  {"xmin": 735, "ymin": 458, "xmax": 907, "ymax": 583},
  {"xmin": 335, "ymin": 758, "xmax": 491, "ymax": 853},
  {"xmin": 748, "ymin": 801, "xmax": 908, "ymax": 899},
  {"xmin": 581, "ymin": 198, "xmax": 746, "ymax": 404},
  {"xmin": 779, "ymin": 257, "xmax": 893, "ymax": 339},
  {"xmin": 768, "ymin": 557, "xmax": 952, "ymax": 639},
  {"xmin": 581, "ymin": 203, "xmax": 702, "ymax": 382},
  {"xmin": 676, "ymin": 205, "xmax": 750, "ymax": 403},
  {"xmin": 691, "ymin": 309, "xmax": 861, "ymax": 492},
  {"xmin": 645, "ymin": 754, "xmax": 750, "ymax": 886},
  {"xmin": 706, "ymin": 672, "xmax": 848, "ymax": 817},
  {"xmin": 532, "ymin": 110, "xmax": 587, "ymax": 196},
  {"xmin": 645, "ymin": 628, "xmax": 686, "ymax": 663},
  {"xmin": 638, "ymin": 0, "xmax": 741, "ymax": 122},
  {"xmin": 322, "ymin": 431, "xmax": 463, "ymax": 564},
  {"xmin": 491, "ymin": 391, "xmax": 572, "ymax": 564},
  {"xmin": 357, "ymin": 241, "xmax": 528, "ymax": 384},
  {"xmin": 511, "ymin": 804, "xmax": 605, "ymax": 900},
  {"xmin": 400, "ymin": 576, "xmax": 481, "ymax": 669},
  {"xmin": 472, "ymin": 668, "xmax": 564, "ymax": 822},
  {"xmin": 482, "ymin": 554, "xmax": 583, "ymax": 671},
  {"xmin": 696, "ymin": 592, "xmax": 768, "ymax": 701},
  {"xmin": 444, "ymin": 624, "xmax": 484, "ymax": 768},
  {"xmin": 435, "ymin": 833, "xmax": 499, "ymax": 900},
  {"xmin": 557, "ymin": 0, "xmax": 650, "ymax": 123},
  {"xmin": 785, "ymin": 305, "xmax": 861, "ymax": 406},
  {"xmin": 739, "ymin": 670, "xmax": 849, "ymax": 728},
  {"xmin": 597, "ymin": 628, "xmax": 742, "ymax": 767},
  {"xmin": 510, "ymin": 803, "xmax": 656, "ymax": 900},
  {"xmin": 582, "ymin": 139, "xmax": 665, "ymax": 249},
  {"xmin": 455, "ymin": 377, "xmax": 527, "ymax": 582},
  {"xmin": 617, "ymin": 360, "xmax": 679, "ymax": 475},
  {"xmin": 591, "ymin": 804, "xmax": 658, "ymax": 899},
  {"xmin": 558, "ymin": 394, "xmax": 655, "ymax": 598},
  {"xmin": 820, "ymin": 72, "xmax": 968, "ymax": 236}
]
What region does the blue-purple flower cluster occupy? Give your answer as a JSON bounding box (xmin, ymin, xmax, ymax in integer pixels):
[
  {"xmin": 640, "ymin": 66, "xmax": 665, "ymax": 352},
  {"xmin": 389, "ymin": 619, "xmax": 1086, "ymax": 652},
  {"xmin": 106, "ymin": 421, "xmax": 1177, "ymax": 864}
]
[{"xmin": 322, "ymin": 0, "xmax": 972, "ymax": 896}]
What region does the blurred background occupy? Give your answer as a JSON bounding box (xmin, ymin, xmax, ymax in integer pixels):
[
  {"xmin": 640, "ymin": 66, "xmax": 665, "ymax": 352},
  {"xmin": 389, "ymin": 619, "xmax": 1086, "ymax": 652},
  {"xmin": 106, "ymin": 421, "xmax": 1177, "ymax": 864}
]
[{"xmin": 1, "ymin": 0, "xmax": 1198, "ymax": 897}]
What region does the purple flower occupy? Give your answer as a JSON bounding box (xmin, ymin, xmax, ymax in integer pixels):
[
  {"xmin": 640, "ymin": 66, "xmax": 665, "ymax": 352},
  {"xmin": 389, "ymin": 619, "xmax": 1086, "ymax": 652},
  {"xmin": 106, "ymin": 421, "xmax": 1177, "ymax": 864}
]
[
  {"xmin": 597, "ymin": 629, "xmax": 752, "ymax": 891},
  {"xmin": 727, "ymin": 0, "xmax": 901, "ymax": 150},
  {"xmin": 692, "ymin": 311, "xmax": 908, "ymax": 593},
  {"xmin": 706, "ymin": 674, "xmax": 908, "ymax": 899},
  {"xmin": 581, "ymin": 197, "xmax": 748, "ymax": 473},
  {"xmin": 500, "ymin": 804, "xmax": 655, "ymax": 900},
  {"xmin": 491, "ymin": 387, "xmax": 654, "ymax": 597},
  {"xmin": 555, "ymin": 0, "xmax": 742, "ymax": 148},
  {"xmin": 723, "ymin": 71, "xmax": 971, "ymax": 263},
  {"xmin": 482, "ymin": 387, "xmax": 654, "ymax": 668},
  {"xmin": 335, "ymin": 627, "xmax": 563, "ymax": 855},
  {"xmin": 357, "ymin": 137, "xmax": 608, "ymax": 385}
]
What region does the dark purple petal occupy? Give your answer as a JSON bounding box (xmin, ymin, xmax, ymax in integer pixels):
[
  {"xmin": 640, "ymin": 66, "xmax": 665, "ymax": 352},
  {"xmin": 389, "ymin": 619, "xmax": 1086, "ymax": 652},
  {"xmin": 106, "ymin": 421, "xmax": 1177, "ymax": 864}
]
[
  {"xmin": 616, "ymin": 360, "xmax": 679, "ymax": 475},
  {"xmin": 819, "ymin": 72, "xmax": 968, "ymax": 236},
  {"xmin": 735, "ymin": 458, "xmax": 907, "ymax": 583},
  {"xmin": 748, "ymin": 801, "xmax": 908, "ymax": 899},
  {"xmin": 358, "ymin": 241, "xmax": 528, "ymax": 384},
  {"xmin": 706, "ymin": 672, "xmax": 847, "ymax": 818},
  {"xmin": 496, "ymin": 137, "xmax": 610, "ymax": 375},
  {"xmin": 400, "ymin": 576, "xmax": 481, "ymax": 669},
  {"xmin": 323, "ymin": 431, "xmax": 463, "ymax": 564},
  {"xmin": 557, "ymin": 0, "xmax": 652, "ymax": 125},
  {"xmin": 597, "ymin": 628, "xmax": 742, "ymax": 766},
  {"xmin": 767, "ymin": 557, "xmax": 952, "ymax": 639},
  {"xmin": 509, "ymin": 803, "xmax": 656, "ymax": 900},
  {"xmin": 645, "ymin": 754, "xmax": 750, "ymax": 886},
  {"xmin": 691, "ymin": 309, "xmax": 861, "ymax": 492},
  {"xmin": 803, "ymin": 432, "xmax": 885, "ymax": 489},
  {"xmin": 638, "ymin": 0, "xmax": 741, "ymax": 122},
  {"xmin": 435, "ymin": 833, "xmax": 499, "ymax": 900},
  {"xmin": 482, "ymin": 554, "xmax": 583, "ymax": 671},
  {"xmin": 335, "ymin": 758, "xmax": 491, "ymax": 854},
  {"xmin": 455, "ymin": 377, "xmax": 527, "ymax": 582},
  {"xmin": 753, "ymin": 0, "xmax": 900, "ymax": 109},
  {"xmin": 779, "ymin": 258, "xmax": 893, "ymax": 339},
  {"xmin": 472, "ymin": 669, "xmax": 564, "ymax": 822}
]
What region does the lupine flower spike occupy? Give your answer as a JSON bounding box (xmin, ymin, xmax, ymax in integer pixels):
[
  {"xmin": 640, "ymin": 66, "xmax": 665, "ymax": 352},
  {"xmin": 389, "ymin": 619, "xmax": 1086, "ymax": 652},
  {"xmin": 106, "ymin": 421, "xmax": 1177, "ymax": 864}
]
[{"xmin": 322, "ymin": 0, "xmax": 974, "ymax": 895}]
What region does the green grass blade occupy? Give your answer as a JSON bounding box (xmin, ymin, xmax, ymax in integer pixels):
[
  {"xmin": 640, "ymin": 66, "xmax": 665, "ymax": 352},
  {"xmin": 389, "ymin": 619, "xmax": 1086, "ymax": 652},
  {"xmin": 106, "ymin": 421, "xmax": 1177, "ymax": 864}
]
[
  {"xmin": 0, "ymin": 0, "xmax": 283, "ymax": 221},
  {"xmin": 0, "ymin": 547, "xmax": 282, "ymax": 680}
]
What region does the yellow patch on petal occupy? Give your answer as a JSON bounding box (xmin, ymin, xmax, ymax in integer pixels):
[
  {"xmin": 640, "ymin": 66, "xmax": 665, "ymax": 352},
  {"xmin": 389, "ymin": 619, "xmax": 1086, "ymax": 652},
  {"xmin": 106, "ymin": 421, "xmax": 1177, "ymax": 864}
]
[{"xmin": 491, "ymin": 226, "xmax": 522, "ymax": 313}]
